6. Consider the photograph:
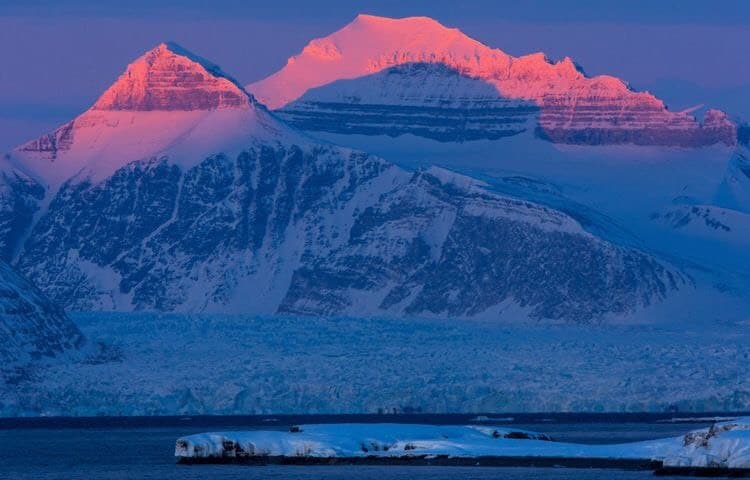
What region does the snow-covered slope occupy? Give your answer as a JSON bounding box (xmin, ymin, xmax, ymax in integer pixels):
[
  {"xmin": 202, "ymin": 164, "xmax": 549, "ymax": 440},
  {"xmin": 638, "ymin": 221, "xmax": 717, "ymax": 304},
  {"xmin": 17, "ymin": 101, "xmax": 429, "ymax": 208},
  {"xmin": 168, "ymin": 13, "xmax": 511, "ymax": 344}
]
[
  {"xmin": 0, "ymin": 42, "xmax": 685, "ymax": 322},
  {"xmin": 251, "ymin": 14, "xmax": 736, "ymax": 147},
  {"xmin": 0, "ymin": 260, "xmax": 83, "ymax": 381}
]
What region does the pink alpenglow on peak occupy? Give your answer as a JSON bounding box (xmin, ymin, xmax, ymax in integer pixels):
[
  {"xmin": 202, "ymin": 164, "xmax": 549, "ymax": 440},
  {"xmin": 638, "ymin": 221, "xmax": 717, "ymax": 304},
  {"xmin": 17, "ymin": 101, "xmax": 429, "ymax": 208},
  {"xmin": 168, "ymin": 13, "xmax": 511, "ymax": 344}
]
[
  {"xmin": 93, "ymin": 42, "xmax": 251, "ymax": 111},
  {"xmin": 250, "ymin": 14, "xmax": 509, "ymax": 109},
  {"xmin": 248, "ymin": 13, "xmax": 644, "ymax": 109},
  {"xmin": 250, "ymin": 14, "xmax": 737, "ymax": 147},
  {"xmin": 13, "ymin": 42, "xmax": 294, "ymax": 186}
]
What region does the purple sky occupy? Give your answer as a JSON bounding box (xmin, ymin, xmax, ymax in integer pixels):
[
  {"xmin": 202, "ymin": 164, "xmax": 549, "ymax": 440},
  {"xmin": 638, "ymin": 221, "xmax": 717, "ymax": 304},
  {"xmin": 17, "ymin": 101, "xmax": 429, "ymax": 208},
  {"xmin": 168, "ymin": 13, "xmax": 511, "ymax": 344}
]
[{"xmin": 1, "ymin": 0, "xmax": 749, "ymax": 151}]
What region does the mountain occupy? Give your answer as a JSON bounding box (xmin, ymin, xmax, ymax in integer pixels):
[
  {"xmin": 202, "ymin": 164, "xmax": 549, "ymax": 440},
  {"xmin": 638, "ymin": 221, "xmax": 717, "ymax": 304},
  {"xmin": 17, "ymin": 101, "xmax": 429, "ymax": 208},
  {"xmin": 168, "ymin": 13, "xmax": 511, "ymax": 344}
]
[
  {"xmin": 0, "ymin": 259, "xmax": 83, "ymax": 382},
  {"xmin": 15, "ymin": 42, "xmax": 294, "ymax": 188},
  {"xmin": 0, "ymin": 42, "xmax": 684, "ymax": 322},
  {"xmin": 250, "ymin": 14, "xmax": 736, "ymax": 147},
  {"xmin": 247, "ymin": 14, "xmax": 750, "ymax": 324}
]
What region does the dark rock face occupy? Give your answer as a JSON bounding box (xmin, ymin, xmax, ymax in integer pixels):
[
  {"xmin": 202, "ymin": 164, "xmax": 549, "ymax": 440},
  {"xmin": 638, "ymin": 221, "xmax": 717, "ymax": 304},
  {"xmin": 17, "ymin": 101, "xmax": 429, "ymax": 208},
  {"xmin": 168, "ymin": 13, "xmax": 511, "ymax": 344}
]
[
  {"xmin": 0, "ymin": 260, "xmax": 84, "ymax": 379},
  {"xmin": 16, "ymin": 144, "xmax": 392, "ymax": 311},
  {"xmin": 738, "ymin": 124, "xmax": 750, "ymax": 146},
  {"xmin": 652, "ymin": 205, "xmax": 732, "ymax": 232},
  {"xmin": 0, "ymin": 170, "xmax": 45, "ymax": 261},
  {"xmin": 14, "ymin": 141, "xmax": 679, "ymax": 321},
  {"xmin": 536, "ymin": 125, "xmax": 732, "ymax": 147}
]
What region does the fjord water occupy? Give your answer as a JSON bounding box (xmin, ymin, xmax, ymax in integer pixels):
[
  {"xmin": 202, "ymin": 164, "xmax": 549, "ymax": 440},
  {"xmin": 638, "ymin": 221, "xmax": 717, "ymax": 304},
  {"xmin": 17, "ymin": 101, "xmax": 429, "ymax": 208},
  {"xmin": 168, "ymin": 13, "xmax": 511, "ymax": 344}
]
[{"xmin": 0, "ymin": 415, "xmax": 728, "ymax": 479}]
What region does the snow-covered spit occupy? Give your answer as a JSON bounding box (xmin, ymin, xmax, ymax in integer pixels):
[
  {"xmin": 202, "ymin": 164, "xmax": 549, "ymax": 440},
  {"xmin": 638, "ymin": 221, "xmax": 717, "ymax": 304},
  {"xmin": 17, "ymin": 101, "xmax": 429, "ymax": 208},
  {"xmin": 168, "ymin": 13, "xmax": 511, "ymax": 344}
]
[
  {"xmin": 175, "ymin": 419, "xmax": 750, "ymax": 471},
  {"xmin": 175, "ymin": 423, "xmax": 665, "ymax": 462}
]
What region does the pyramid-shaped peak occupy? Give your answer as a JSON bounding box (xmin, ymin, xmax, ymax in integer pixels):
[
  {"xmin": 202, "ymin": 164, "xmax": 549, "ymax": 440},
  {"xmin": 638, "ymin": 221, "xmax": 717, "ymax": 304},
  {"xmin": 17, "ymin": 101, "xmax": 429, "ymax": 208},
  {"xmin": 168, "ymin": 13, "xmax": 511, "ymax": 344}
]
[{"xmin": 93, "ymin": 42, "xmax": 251, "ymax": 111}]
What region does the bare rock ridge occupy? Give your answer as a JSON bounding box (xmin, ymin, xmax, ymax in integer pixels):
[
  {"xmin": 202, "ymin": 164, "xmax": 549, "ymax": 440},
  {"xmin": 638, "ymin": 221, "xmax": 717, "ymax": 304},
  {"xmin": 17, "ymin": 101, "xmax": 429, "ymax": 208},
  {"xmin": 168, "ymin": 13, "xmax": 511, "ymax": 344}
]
[
  {"xmin": 18, "ymin": 120, "xmax": 75, "ymax": 161},
  {"xmin": 93, "ymin": 42, "xmax": 251, "ymax": 111},
  {"xmin": 251, "ymin": 14, "xmax": 737, "ymax": 146}
]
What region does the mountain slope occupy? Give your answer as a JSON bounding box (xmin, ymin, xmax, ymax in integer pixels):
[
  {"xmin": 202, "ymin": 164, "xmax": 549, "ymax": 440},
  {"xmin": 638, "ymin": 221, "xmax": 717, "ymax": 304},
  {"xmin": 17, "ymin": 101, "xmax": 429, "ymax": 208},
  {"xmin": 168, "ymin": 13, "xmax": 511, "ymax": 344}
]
[
  {"xmin": 0, "ymin": 42, "xmax": 682, "ymax": 322},
  {"xmin": 244, "ymin": 15, "xmax": 750, "ymax": 303},
  {"xmin": 250, "ymin": 14, "xmax": 736, "ymax": 147},
  {"xmin": 0, "ymin": 260, "xmax": 83, "ymax": 381},
  {"xmin": 14, "ymin": 144, "xmax": 680, "ymax": 321},
  {"xmin": 278, "ymin": 168, "xmax": 679, "ymax": 321}
]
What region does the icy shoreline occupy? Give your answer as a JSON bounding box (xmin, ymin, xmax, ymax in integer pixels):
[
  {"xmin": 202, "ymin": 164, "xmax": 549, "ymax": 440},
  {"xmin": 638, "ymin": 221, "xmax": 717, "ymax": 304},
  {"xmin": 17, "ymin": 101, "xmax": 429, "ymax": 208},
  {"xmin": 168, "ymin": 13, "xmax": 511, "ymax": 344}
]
[{"xmin": 175, "ymin": 419, "xmax": 750, "ymax": 474}]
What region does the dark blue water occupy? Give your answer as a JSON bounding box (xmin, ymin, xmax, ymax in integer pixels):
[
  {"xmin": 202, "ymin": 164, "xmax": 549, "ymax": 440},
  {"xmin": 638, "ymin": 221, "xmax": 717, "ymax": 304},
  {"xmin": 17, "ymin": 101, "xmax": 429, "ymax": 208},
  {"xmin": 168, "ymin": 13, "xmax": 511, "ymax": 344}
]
[{"xmin": 0, "ymin": 414, "xmax": 736, "ymax": 479}]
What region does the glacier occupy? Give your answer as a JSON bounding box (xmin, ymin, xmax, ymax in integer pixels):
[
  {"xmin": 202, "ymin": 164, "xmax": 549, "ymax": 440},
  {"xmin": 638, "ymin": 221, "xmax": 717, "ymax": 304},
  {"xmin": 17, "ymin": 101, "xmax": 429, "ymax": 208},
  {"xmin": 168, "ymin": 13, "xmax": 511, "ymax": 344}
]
[{"xmin": 3, "ymin": 312, "xmax": 749, "ymax": 416}]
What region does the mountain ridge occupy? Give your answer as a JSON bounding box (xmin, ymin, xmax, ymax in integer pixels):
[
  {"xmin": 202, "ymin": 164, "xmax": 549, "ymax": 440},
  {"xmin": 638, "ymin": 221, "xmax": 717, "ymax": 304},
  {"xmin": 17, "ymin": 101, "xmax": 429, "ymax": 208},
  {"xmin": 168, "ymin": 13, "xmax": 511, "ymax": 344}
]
[
  {"xmin": 0, "ymin": 41, "xmax": 686, "ymax": 322},
  {"xmin": 251, "ymin": 14, "xmax": 737, "ymax": 147}
]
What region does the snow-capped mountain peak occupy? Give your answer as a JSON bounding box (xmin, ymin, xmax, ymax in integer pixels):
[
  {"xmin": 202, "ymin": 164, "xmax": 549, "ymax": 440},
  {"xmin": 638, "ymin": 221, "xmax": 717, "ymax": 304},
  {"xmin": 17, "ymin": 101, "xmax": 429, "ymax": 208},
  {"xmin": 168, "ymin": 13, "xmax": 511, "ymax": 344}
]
[
  {"xmin": 12, "ymin": 42, "xmax": 294, "ymax": 186},
  {"xmin": 248, "ymin": 13, "xmax": 643, "ymax": 109},
  {"xmin": 252, "ymin": 14, "xmax": 736, "ymax": 147},
  {"xmin": 251, "ymin": 14, "xmax": 509, "ymax": 109}
]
